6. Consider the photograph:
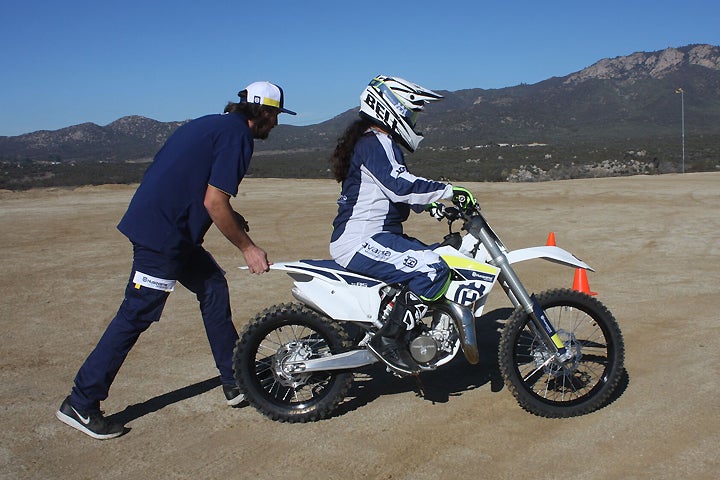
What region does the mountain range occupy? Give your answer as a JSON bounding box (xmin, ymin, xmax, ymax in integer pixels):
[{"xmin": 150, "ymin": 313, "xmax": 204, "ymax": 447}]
[{"xmin": 2, "ymin": 44, "xmax": 719, "ymax": 187}]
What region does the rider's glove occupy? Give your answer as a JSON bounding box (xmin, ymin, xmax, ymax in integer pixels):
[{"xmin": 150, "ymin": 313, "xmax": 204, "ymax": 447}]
[
  {"xmin": 452, "ymin": 186, "xmax": 477, "ymax": 211},
  {"xmin": 426, "ymin": 202, "xmax": 445, "ymax": 220}
]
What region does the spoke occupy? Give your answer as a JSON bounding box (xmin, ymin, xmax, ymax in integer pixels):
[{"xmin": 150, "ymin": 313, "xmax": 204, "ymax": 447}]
[
  {"xmin": 515, "ymin": 307, "xmax": 613, "ymax": 402},
  {"xmin": 250, "ymin": 322, "xmax": 337, "ymax": 406},
  {"xmin": 522, "ymin": 357, "xmax": 553, "ymax": 384}
]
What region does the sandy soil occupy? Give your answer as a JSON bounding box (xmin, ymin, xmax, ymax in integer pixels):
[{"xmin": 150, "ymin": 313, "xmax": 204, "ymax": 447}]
[{"xmin": 1, "ymin": 173, "xmax": 718, "ymax": 479}]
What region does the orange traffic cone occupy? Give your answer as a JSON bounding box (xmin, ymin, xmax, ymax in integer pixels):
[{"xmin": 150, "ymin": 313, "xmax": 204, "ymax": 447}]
[
  {"xmin": 572, "ymin": 268, "xmax": 598, "ymax": 296},
  {"xmin": 546, "ymin": 232, "xmax": 556, "ymax": 246}
]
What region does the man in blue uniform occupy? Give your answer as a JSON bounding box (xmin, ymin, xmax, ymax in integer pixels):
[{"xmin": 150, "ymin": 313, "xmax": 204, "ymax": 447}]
[{"xmin": 56, "ymin": 81, "xmax": 296, "ymax": 439}]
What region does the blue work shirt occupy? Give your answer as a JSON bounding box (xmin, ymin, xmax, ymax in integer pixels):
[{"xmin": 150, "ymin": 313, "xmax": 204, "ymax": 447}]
[{"xmin": 118, "ymin": 112, "xmax": 254, "ymax": 254}]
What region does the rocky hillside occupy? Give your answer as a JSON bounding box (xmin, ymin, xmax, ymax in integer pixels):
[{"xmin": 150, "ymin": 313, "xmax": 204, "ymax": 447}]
[
  {"xmin": 2, "ymin": 44, "xmax": 719, "ymax": 187},
  {"xmin": 0, "ymin": 116, "xmax": 184, "ymax": 163},
  {"xmin": 565, "ymin": 44, "xmax": 720, "ymax": 83}
]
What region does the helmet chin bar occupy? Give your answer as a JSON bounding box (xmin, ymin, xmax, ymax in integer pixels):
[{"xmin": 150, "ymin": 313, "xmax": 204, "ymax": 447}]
[
  {"xmin": 359, "ymin": 111, "xmax": 424, "ymax": 152},
  {"xmin": 395, "ymin": 120, "xmax": 424, "ymax": 152}
]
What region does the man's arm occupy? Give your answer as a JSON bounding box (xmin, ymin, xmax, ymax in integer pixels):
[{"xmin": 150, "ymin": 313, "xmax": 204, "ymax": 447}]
[{"xmin": 204, "ymin": 184, "xmax": 270, "ymax": 274}]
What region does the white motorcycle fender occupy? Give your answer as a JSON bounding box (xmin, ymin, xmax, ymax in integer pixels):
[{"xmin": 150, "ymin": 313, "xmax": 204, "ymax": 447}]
[
  {"xmin": 264, "ymin": 262, "xmax": 383, "ymax": 323},
  {"xmin": 458, "ymin": 233, "xmax": 593, "ymax": 271},
  {"xmin": 505, "ymin": 246, "xmax": 594, "ymax": 271}
]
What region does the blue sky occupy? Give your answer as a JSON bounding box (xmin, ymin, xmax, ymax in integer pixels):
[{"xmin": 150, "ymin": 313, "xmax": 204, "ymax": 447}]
[{"xmin": 1, "ymin": 0, "xmax": 718, "ymax": 136}]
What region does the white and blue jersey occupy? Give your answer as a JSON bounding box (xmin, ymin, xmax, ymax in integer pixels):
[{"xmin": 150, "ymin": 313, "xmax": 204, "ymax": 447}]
[{"xmin": 330, "ymin": 129, "xmax": 453, "ymax": 301}]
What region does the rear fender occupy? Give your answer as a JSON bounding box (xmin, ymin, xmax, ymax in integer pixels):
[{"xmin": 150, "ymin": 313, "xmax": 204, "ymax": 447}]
[{"xmin": 264, "ymin": 261, "xmax": 385, "ymax": 323}]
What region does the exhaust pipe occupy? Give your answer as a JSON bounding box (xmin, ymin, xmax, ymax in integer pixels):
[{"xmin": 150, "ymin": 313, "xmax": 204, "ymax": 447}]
[{"xmin": 439, "ymin": 300, "xmax": 479, "ymax": 365}]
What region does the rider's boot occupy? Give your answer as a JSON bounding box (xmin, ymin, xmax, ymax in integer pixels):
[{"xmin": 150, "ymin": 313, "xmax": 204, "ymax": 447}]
[{"xmin": 368, "ymin": 288, "xmax": 426, "ymax": 375}]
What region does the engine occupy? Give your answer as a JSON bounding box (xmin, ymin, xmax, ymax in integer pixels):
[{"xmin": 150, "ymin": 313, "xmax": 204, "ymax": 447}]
[
  {"xmin": 409, "ymin": 335, "xmax": 439, "ymax": 363},
  {"xmin": 407, "ymin": 309, "xmax": 460, "ymax": 366}
]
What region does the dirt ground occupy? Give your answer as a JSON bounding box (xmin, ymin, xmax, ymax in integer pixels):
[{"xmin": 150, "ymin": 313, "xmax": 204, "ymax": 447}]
[{"xmin": 1, "ymin": 173, "xmax": 718, "ymax": 479}]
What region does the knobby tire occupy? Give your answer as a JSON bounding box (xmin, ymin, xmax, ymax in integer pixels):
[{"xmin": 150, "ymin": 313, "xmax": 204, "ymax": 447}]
[
  {"xmin": 233, "ymin": 303, "xmax": 353, "ymax": 423},
  {"xmin": 499, "ymin": 289, "xmax": 625, "ymax": 418}
]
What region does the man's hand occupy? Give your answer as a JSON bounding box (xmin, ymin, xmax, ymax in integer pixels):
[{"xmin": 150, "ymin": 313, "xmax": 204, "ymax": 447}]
[{"xmin": 241, "ymin": 244, "xmax": 270, "ymax": 274}]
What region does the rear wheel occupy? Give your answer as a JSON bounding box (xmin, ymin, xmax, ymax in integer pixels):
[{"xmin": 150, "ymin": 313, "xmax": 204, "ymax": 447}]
[
  {"xmin": 233, "ymin": 303, "xmax": 353, "ymax": 422},
  {"xmin": 499, "ymin": 289, "xmax": 624, "ymax": 417}
]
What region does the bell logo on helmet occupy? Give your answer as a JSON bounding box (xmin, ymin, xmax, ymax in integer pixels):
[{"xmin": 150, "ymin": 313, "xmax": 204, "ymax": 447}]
[
  {"xmin": 363, "ymin": 92, "xmax": 398, "ymax": 132},
  {"xmin": 359, "ymin": 75, "xmax": 443, "ymax": 152}
]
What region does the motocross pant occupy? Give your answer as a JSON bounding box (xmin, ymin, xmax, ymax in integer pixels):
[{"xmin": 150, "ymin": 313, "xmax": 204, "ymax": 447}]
[
  {"xmin": 344, "ymin": 232, "xmax": 451, "ymax": 302},
  {"xmin": 70, "ymin": 244, "xmax": 239, "ymax": 414}
]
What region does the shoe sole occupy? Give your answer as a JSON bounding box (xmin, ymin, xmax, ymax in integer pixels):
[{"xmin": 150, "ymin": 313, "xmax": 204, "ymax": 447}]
[
  {"xmin": 55, "ymin": 410, "xmax": 125, "ymax": 440},
  {"xmin": 226, "ymin": 394, "xmax": 246, "ymax": 407}
]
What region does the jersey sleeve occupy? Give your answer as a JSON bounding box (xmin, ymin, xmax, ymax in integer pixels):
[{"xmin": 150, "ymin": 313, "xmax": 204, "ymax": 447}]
[{"xmin": 360, "ymin": 133, "xmax": 452, "ymax": 207}]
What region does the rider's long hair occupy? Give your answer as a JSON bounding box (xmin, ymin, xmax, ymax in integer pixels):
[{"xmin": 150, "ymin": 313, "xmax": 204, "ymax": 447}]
[{"xmin": 330, "ymin": 117, "xmax": 373, "ymax": 182}]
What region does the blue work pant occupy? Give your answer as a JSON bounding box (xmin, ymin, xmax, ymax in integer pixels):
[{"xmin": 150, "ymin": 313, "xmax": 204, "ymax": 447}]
[{"xmin": 70, "ymin": 244, "xmax": 238, "ymax": 413}]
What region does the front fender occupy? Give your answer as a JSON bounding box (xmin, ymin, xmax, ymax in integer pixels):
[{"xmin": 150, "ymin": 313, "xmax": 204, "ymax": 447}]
[{"xmin": 505, "ymin": 246, "xmax": 594, "ymax": 271}]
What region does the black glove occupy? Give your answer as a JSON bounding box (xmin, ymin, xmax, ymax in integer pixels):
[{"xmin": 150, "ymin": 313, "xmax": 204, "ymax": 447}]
[
  {"xmin": 426, "ymin": 202, "xmax": 445, "ymax": 220},
  {"xmin": 451, "ymin": 186, "xmax": 477, "ymax": 210}
]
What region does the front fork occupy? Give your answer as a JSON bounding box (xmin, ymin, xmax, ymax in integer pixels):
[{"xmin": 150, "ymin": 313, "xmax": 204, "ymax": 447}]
[{"xmin": 475, "ymin": 228, "xmax": 567, "ymax": 357}]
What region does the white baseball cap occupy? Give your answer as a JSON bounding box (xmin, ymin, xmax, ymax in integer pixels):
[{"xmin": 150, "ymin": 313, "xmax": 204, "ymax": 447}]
[{"xmin": 240, "ymin": 81, "xmax": 296, "ymax": 115}]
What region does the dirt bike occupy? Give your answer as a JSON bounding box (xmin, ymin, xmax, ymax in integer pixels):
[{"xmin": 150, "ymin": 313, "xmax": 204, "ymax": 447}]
[{"xmin": 233, "ymin": 196, "xmax": 625, "ymax": 423}]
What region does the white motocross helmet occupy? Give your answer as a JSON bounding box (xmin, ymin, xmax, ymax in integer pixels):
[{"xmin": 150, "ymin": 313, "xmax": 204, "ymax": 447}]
[{"xmin": 359, "ymin": 75, "xmax": 443, "ymax": 152}]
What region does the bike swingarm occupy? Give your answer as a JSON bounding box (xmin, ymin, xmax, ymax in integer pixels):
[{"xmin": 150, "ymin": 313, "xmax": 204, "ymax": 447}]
[{"xmin": 286, "ymin": 349, "xmax": 378, "ymax": 372}]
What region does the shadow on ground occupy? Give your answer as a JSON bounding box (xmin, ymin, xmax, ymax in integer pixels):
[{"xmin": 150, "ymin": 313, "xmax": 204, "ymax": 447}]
[{"xmin": 106, "ymin": 305, "xmax": 628, "ymax": 424}]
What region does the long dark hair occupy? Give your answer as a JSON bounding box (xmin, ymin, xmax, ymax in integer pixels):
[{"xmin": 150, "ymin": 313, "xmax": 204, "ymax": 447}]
[
  {"xmin": 224, "ymin": 89, "xmax": 277, "ymax": 119},
  {"xmin": 330, "ymin": 117, "xmax": 373, "ymax": 182},
  {"xmin": 224, "ymin": 101, "xmax": 264, "ymax": 119}
]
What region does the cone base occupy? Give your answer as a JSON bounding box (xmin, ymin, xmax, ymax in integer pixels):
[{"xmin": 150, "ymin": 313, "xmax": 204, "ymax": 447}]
[{"xmin": 572, "ymin": 268, "xmax": 598, "ymax": 296}]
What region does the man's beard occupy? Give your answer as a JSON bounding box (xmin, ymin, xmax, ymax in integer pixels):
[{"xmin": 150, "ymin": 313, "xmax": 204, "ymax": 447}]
[{"xmin": 251, "ymin": 114, "xmax": 276, "ymax": 139}]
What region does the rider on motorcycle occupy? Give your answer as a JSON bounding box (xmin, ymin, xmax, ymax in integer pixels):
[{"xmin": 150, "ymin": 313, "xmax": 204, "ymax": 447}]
[{"xmin": 329, "ymin": 75, "xmax": 477, "ymax": 375}]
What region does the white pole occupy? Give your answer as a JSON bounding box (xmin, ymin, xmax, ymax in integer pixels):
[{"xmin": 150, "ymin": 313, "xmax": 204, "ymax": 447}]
[{"xmin": 675, "ymin": 88, "xmax": 685, "ymax": 174}]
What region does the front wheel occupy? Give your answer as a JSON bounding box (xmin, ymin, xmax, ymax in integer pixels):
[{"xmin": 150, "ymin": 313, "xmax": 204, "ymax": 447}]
[
  {"xmin": 233, "ymin": 303, "xmax": 353, "ymax": 423},
  {"xmin": 499, "ymin": 289, "xmax": 625, "ymax": 417}
]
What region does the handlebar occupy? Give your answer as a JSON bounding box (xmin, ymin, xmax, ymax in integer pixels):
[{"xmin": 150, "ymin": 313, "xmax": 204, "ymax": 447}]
[
  {"xmin": 430, "ymin": 197, "xmax": 481, "ymax": 223},
  {"xmin": 430, "ymin": 194, "xmax": 507, "ymax": 258}
]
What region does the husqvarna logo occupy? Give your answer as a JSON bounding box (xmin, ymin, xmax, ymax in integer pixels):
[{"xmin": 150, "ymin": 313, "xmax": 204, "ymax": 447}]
[
  {"xmin": 470, "ymin": 271, "xmax": 495, "ymax": 283},
  {"xmin": 454, "ymin": 284, "xmax": 486, "ymax": 305},
  {"xmin": 458, "ymin": 269, "xmax": 496, "ymax": 283},
  {"xmin": 403, "ymin": 256, "xmax": 418, "ymax": 268}
]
